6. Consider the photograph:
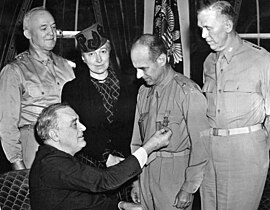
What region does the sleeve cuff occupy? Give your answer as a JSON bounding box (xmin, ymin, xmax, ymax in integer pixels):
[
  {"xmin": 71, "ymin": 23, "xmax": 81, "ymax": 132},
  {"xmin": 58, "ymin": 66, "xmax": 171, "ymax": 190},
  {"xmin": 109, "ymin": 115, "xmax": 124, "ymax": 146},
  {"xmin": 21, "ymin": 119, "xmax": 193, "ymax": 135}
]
[{"xmin": 132, "ymin": 147, "xmax": 148, "ymax": 168}]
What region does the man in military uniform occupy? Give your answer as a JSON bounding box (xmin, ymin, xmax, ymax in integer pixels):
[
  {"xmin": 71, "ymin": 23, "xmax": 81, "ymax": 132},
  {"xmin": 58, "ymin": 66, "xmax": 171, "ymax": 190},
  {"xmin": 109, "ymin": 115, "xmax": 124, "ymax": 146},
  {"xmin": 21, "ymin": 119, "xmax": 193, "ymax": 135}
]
[
  {"xmin": 129, "ymin": 34, "xmax": 210, "ymax": 210},
  {"xmin": 0, "ymin": 7, "xmax": 75, "ymax": 170},
  {"xmin": 197, "ymin": 1, "xmax": 270, "ymax": 210}
]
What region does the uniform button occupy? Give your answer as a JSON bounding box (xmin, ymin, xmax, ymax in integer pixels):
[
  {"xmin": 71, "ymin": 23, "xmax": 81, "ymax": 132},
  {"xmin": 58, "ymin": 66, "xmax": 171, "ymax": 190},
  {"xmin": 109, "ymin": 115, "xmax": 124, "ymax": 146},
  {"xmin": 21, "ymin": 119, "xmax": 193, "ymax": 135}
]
[
  {"xmin": 57, "ymin": 82, "xmax": 60, "ymax": 85},
  {"xmin": 219, "ymin": 89, "xmax": 222, "ymax": 93},
  {"xmin": 41, "ymin": 92, "xmax": 44, "ymax": 95},
  {"xmin": 218, "ymin": 109, "xmax": 220, "ymax": 113},
  {"xmin": 221, "ymin": 69, "xmax": 223, "ymax": 72}
]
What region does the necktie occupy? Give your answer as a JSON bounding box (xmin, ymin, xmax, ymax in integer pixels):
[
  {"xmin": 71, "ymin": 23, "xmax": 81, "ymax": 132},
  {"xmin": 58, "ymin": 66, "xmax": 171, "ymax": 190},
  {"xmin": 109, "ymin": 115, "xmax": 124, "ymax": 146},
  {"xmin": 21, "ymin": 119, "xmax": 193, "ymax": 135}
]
[{"xmin": 146, "ymin": 89, "xmax": 159, "ymax": 164}]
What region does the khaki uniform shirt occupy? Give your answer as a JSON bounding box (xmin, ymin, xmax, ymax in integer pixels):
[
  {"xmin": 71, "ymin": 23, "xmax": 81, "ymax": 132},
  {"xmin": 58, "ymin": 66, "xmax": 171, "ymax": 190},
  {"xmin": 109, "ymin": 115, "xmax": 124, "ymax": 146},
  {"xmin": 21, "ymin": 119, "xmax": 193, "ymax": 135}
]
[
  {"xmin": 202, "ymin": 34, "xmax": 270, "ymax": 129},
  {"xmin": 131, "ymin": 68, "xmax": 209, "ymax": 193},
  {"xmin": 0, "ymin": 49, "xmax": 75, "ymax": 163}
]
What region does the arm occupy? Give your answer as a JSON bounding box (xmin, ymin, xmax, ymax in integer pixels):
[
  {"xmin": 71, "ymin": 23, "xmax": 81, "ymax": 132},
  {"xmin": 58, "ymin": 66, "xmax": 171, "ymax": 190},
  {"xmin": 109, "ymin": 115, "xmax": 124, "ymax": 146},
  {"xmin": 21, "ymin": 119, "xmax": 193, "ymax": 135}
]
[
  {"xmin": 41, "ymin": 128, "xmax": 171, "ymax": 193},
  {"xmin": 42, "ymin": 154, "xmax": 142, "ymax": 193},
  {"xmin": 174, "ymin": 91, "xmax": 210, "ymax": 208},
  {"xmin": 0, "ymin": 64, "xmax": 26, "ymax": 170},
  {"xmin": 182, "ymin": 91, "xmax": 209, "ymax": 192}
]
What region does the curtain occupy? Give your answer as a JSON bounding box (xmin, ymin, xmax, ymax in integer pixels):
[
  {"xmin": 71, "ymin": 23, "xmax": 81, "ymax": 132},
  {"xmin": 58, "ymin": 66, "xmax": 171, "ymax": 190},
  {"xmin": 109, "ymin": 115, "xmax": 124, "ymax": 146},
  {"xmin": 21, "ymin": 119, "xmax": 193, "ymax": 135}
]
[
  {"xmin": 0, "ymin": 0, "xmax": 32, "ymax": 70},
  {"xmin": 100, "ymin": 0, "xmax": 144, "ymax": 75}
]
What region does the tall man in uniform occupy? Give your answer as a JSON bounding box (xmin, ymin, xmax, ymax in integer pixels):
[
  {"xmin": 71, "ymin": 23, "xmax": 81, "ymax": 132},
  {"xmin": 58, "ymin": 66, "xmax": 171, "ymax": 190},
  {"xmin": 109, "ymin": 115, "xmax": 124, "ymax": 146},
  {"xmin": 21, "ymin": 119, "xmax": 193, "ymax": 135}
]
[
  {"xmin": 197, "ymin": 1, "xmax": 270, "ymax": 209},
  {"xmin": 0, "ymin": 7, "xmax": 75, "ymax": 170},
  {"xmin": 130, "ymin": 34, "xmax": 209, "ymax": 210}
]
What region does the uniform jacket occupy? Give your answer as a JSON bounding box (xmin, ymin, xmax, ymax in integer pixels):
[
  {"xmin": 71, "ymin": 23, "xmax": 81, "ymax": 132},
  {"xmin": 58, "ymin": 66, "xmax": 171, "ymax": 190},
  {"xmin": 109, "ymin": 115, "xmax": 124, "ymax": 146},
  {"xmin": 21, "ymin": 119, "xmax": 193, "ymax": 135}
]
[
  {"xmin": 0, "ymin": 49, "xmax": 75, "ymax": 163},
  {"xmin": 202, "ymin": 34, "xmax": 270, "ymax": 130},
  {"xmin": 131, "ymin": 68, "xmax": 209, "ymax": 193}
]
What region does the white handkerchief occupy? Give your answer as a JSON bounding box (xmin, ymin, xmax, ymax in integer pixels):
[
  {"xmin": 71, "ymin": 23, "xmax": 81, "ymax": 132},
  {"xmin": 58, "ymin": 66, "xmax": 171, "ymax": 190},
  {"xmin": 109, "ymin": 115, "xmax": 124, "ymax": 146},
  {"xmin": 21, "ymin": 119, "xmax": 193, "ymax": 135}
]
[{"xmin": 106, "ymin": 154, "xmax": 125, "ymax": 167}]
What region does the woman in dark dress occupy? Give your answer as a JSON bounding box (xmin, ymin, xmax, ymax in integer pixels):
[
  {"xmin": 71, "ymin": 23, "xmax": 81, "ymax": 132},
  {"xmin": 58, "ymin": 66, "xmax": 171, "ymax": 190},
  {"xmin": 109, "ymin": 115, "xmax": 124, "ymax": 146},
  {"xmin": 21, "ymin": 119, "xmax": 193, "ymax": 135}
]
[{"xmin": 61, "ymin": 23, "xmax": 137, "ymax": 207}]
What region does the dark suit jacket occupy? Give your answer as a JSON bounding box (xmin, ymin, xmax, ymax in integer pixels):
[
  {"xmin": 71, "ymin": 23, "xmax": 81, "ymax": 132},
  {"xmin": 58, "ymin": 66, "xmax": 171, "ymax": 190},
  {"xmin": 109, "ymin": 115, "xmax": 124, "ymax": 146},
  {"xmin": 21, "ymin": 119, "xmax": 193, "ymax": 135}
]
[
  {"xmin": 29, "ymin": 145, "xmax": 141, "ymax": 210},
  {"xmin": 61, "ymin": 64, "xmax": 137, "ymax": 161}
]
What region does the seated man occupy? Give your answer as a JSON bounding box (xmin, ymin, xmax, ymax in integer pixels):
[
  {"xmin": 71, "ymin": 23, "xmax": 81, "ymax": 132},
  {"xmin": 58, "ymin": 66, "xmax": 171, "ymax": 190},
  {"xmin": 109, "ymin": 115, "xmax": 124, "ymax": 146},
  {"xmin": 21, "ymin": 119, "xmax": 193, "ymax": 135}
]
[{"xmin": 29, "ymin": 103, "xmax": 172, "ymax": 210}]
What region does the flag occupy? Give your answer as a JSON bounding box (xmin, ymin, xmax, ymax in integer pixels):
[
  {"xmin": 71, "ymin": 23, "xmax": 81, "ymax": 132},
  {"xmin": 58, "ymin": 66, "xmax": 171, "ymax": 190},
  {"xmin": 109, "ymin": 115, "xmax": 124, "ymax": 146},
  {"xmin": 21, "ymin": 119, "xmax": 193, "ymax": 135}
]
[{"xmin": 153, "ymin": 0, "xmax": 183, "ymax": 65}]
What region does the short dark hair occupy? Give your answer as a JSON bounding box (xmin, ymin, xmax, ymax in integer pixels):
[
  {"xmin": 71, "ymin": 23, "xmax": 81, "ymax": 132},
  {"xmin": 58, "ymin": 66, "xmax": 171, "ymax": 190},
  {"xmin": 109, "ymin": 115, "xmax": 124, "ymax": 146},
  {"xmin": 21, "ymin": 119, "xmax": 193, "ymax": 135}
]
[
  {"xmin": 131, "ymin": 34, "xmax": 167, "ymax": 62},
  {"xmin": 35, "ymin": 103, "xmax": 70, "ymax": 143},
  {"xmin": 198, "ymin": 1, "xmax": 237, "ymax": 26}
]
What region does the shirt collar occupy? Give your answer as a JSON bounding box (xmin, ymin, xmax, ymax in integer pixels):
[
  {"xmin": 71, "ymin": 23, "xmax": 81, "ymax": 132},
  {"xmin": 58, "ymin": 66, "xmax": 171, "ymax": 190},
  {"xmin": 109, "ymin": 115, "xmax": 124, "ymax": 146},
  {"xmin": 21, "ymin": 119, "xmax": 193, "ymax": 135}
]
[
  {"xmin": 221, "ymin": 34, "xmax": 242, "ymax": 63},
  {"xmin": 147, "ymin": 67, "xmax": 174, "ymax": 98},
  {"xmin": 28, "ymin": 47, "xmax": 55, "ymax": 66}
]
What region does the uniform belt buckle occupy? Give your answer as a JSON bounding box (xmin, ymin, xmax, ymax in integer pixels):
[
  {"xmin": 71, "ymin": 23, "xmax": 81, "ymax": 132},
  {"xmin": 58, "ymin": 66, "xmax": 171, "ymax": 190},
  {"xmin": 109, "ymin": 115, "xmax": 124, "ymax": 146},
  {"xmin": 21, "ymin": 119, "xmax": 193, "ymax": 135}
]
[{"xmin": 212, "ymin": 128, "xmax": 219, "ymax": 136}]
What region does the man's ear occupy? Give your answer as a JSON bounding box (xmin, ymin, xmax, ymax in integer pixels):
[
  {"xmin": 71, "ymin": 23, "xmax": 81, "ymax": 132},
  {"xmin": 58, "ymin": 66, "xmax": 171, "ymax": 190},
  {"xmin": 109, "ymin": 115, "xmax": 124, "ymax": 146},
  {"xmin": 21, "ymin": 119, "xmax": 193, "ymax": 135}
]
[
  {"xmin": 224, "ymin": 19, "xmax": 233, "ymax": 33},
  {"xmin": 48, "ymin": 129, "xmax": 60, "ymax": 142},
  {"xmin": 23, "ymin": 30, "xmax": 31, "ymax": 40},
  {"xmin": 156, "ymin": 53, "xmax": 167, "ymax": 66}
]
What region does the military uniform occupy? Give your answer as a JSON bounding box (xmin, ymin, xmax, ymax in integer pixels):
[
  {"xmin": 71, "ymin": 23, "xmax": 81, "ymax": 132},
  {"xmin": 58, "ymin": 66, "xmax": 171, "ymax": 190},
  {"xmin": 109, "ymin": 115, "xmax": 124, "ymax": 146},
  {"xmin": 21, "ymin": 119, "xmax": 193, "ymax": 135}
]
[
  {"xmin": 0, "ymin": 49, "xmax": 75, "ymax": 168},
  {"xmin": 201, "ymin": 34, "xmax": 270, "ymax": 210},
  {"xmin": 131, "ymin": 67, "xmax": 209, "ymax": 210}
]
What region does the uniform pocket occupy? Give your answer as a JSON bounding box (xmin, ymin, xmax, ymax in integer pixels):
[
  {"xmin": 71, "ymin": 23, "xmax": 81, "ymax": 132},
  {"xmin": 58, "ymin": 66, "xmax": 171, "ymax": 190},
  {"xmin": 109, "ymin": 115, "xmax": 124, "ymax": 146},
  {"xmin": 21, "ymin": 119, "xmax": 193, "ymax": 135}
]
[
  {"xmin": 26, "ymin": 83, "xmax": 59, "ymax": 98},
  {"xmin": 223, "ymin": 80, "xmax": 260, "ymax": 93},
  {"xmin": 223, "ymin": 80, "xmax": 261, "ymax": 116},
  {"xmin": 27, "ymin": 84, "xmax": 44, "ymax": 97}
]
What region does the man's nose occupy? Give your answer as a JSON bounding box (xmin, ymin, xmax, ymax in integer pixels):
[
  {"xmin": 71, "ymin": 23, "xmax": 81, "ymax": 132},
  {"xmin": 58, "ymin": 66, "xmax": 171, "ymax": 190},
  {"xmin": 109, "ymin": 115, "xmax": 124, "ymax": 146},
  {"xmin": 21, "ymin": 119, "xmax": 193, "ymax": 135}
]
[
  {"xmin": 48, "ymin": 27, "xmax": 54, "ymax": 35},
  {"xmin": 78, "ymin": 122, "xmax": 86, "ymax": 131},
  {"xmin": 202, "ymin": 28, "xmax": 208, "ymax": 39},
  {"xmin": 136, "ymin": 69, "xmax": 144, "ymax": 79}
]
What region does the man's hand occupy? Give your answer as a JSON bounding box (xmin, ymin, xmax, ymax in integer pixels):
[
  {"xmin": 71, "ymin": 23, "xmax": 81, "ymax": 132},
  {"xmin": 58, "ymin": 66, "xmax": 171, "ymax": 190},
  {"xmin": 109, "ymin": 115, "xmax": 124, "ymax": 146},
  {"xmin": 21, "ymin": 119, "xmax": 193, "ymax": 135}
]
[
  {"xmin": 173, "ymin": 189, "xmax": 193, "ymax": 209},
  {"xmin": 11, "ymin": 160, "xmax": 26, "ymax": 170},
  {"xmin": 142, "ymin": 127, "xmax": 172, "ymax": 155},
  {"xmin": 130, "ymin": 180, "xmax": 141, "ymax": 203}
]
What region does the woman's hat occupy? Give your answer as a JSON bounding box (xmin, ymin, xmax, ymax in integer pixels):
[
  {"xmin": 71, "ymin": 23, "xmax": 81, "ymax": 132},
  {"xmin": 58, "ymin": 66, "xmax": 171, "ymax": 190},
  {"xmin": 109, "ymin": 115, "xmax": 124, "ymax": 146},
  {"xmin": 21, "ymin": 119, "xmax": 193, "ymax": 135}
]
[{"xmin": 75, "ymin": 23, "xmax": 108, "ymax": 52}]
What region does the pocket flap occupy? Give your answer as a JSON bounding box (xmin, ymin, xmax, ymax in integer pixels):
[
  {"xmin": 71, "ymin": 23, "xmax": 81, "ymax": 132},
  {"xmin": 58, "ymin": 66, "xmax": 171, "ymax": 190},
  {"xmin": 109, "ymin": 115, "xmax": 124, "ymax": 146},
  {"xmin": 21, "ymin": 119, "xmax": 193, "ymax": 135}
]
[{"xmin": 224, "ymin": 81, "xmax": 259, "ymax": 92}]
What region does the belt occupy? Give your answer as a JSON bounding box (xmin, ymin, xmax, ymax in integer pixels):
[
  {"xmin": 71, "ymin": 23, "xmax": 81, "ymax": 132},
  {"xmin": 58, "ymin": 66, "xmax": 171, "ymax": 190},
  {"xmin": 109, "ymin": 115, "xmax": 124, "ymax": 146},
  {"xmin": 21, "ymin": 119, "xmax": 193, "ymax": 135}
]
[
  {"xmin": 147, "ymin": 149, "xmax": 190, "ymax": 165},
  {"xmin": 201, "ymin": 124, "xmax": 262, "ymax": 137},
  {"xmin": 156, "ymin": 149, "xmax": 190, "ymax": 158}
]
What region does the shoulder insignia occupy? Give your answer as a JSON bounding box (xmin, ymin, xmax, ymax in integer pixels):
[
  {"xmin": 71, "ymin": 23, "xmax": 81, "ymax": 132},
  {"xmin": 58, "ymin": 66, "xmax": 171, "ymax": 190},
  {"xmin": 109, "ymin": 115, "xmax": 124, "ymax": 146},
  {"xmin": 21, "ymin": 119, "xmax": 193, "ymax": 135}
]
[
  {"xmin": 243, "ymin": 40, "xmax": 270, "ymax": 57},
  {"xmin": 174, "ymin": 73, "xmax": 201, "ymax": 94},
  {"xmin": 243, "ymin": 40, "xmax": 262, "ymax": 50},
  {"xmin": 252, "ymin": 44, "xmax": 262, "ymax": 50},
  {"xmin": 15, "ymin": 51, "xmax": 29, "ymax": 61}
]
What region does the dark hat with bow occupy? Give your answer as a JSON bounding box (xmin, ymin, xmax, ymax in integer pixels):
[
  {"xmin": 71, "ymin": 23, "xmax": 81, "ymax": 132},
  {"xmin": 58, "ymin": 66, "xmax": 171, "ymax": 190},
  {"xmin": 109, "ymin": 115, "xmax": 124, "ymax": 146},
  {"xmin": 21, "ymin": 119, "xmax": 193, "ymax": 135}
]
[{"xmin": 75, "ymin": 23, "xmax": 108, "ymax": 52}]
